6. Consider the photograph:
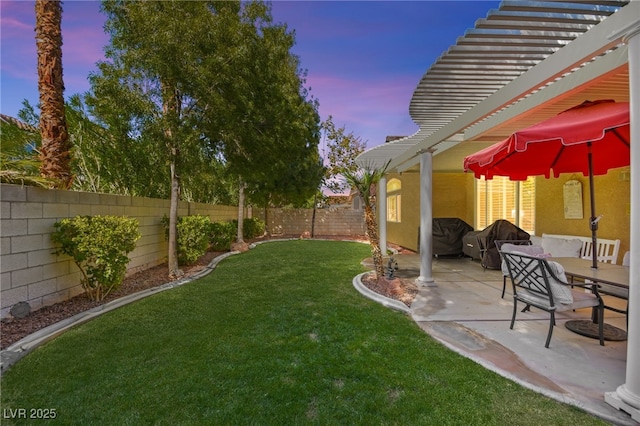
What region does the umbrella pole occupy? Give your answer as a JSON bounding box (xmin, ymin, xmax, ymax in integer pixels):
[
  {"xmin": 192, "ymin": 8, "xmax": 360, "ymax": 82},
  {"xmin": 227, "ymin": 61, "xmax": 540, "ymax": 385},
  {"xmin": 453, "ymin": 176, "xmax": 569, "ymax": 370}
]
[{"xmin": 588, "ymin": 143, "xmax": 598, "ymax": 269}]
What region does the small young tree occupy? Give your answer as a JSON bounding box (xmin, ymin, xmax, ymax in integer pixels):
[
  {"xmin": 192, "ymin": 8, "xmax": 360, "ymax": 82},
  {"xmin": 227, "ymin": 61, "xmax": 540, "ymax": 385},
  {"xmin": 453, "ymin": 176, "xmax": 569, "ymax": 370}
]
[
  {"xmin": 343, "ymin": 162, "xmax": 389, "ymax": 280},
  {"xmin": 321, "ymin": 116, "xmax": 367, "ymax": 195}
]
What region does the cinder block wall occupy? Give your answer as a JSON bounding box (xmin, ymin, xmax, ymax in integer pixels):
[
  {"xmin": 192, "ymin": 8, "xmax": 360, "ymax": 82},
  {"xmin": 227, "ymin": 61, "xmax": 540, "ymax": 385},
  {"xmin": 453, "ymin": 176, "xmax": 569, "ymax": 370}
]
[
  {"xmin": 0, "ymin": 184, "xmax": 238, "ymax": 318},
  {"xmin": 1, "ymin": 185, "xmax": 366, "ymax": 318},
  {"xmin": 262, "ymin": 207, "xmax": 365, "ymax": 237}
]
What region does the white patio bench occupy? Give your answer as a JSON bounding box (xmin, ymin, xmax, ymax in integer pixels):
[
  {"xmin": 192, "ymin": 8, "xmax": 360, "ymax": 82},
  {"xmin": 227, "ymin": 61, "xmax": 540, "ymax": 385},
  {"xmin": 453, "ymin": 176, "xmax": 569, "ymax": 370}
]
[{"xmin": 530, "ymin": 233, "xmax": 621, "ymax": 264}]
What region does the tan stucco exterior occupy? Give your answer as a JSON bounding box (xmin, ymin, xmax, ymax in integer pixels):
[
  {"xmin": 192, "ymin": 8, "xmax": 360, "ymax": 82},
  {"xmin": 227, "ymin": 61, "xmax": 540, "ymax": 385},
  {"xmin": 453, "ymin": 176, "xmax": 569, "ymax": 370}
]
[
  {"xmin": 535, "ymin": 167, "xmax": 630, "ymax": 263},
  {"xmin": 385, "ymin": 171, "xmax": 474, "ymax": 252},
  {"xmin": 383, "ymin": 167, "xmax": 630, "ymax": 263}
]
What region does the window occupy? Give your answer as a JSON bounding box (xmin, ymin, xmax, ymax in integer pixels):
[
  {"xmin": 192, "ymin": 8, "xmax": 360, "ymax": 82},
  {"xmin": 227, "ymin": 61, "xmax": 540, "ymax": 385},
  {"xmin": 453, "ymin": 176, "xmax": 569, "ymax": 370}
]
[
  {"xmin": 476, "ymin": 176, "xmax": 535, "ymax": 234},
  {"xmin": 387, "ymin": 178, "xmax": 402, "ymax": 222}
]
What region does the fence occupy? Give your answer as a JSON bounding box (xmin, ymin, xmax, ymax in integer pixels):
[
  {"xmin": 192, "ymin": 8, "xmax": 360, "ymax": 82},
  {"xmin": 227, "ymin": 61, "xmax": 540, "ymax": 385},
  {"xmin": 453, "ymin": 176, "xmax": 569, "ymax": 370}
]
[
  {"xmin": 0, "ymin": 184, "xmax": 364, "ymax": 318},
  {"xmin": 258, "ymin": 207, "xmax": 365, "ymax": 237}
]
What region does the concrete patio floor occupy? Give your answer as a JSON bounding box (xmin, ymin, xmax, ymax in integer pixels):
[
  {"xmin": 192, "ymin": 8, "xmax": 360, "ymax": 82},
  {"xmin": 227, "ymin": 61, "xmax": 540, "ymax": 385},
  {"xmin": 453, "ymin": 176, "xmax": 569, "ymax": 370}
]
[{"xmin": 373, "ymin": 254, "xmax": 635, "ymax": 425}]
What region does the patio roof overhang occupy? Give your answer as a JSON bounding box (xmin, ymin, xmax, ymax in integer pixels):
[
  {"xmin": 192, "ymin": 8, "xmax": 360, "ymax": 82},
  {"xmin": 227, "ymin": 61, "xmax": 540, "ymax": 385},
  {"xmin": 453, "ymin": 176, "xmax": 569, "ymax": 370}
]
[{"xmin": 356, "ymin": 0, "xmax": 638, "ymax": 173}]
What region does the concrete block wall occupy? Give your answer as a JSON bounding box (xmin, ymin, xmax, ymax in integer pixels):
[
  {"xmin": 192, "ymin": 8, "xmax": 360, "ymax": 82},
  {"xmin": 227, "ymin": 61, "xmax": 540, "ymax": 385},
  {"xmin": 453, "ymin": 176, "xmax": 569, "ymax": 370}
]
[
  {"xmin": 263, "ymin": 207, "xmax": 365, "ymax": 237},
  {"xmin": 0, "ymin": 184, "xmax": 239, "ymax": 318},
  {"xmin": 1, "ymin": 184, "xmax": 365, "ymax": 318}
]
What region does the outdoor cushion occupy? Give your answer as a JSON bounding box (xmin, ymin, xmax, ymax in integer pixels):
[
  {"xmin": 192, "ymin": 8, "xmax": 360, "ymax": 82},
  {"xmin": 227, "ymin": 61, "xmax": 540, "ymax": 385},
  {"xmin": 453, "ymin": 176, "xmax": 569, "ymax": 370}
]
[
  {"xmin": 544, "ymin": 260, "xmax": 574, "ymax": 305},
  {"xmin": 541, "ymin": 235, "xmax": 582, "ymax": 258},
  {"xmin": 506, "ymin": 250, "xmax": 574, "ymax": 305},
  {"xmin": 500, "ymin": 243, "xmax": 547, "ymax": 277},
  {"xmin": 501, "ymin": 243, "xmax": 545, "ymax": 256}
]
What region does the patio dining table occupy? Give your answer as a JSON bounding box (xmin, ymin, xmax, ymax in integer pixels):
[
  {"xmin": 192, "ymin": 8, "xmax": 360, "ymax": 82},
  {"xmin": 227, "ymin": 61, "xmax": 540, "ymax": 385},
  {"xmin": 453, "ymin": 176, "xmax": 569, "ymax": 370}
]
[{"xmin": 553, "ymin": 257, "xmax": 629, "ymax": 341}]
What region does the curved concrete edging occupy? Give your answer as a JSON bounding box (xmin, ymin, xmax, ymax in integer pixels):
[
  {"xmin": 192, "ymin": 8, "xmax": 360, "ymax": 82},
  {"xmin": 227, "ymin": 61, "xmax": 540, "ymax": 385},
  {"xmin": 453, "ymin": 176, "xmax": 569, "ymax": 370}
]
[
  {"xmin": 352, "ymin": 272, "xmax": 410, "ymax": 314},
  {"xmin": 0, "ymin": 250, "xmax": 241, "ymax": 373},
  {"xmin": 0, "ymin": 239, "xmax": 377, "ymax": 373}
]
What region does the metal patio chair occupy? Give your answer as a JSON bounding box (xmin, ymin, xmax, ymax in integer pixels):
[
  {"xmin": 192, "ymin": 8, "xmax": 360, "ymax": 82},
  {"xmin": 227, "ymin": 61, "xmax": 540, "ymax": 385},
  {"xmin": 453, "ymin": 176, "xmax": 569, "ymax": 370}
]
[
  {"xmin": 500, "ymin": 250, "xmax": 605, "ymax": 348},
  {"xmin": 495, "ymin": 240, "xmax": 536, "ymax": 299}
]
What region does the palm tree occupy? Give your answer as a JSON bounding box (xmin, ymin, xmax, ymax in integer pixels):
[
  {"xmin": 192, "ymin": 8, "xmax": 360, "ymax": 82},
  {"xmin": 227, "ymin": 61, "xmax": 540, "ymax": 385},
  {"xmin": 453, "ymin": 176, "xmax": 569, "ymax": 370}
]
[
  {"xmin": 343, "ymin": 162, "xmax": 389, "ymax": 280},
  {"xmin": 35, "ymin": 0, "xmax": 72, "ymax": 188},
  {"xmin": 0, "ymin": 115, "xmax": 51, "ymax": 188}
]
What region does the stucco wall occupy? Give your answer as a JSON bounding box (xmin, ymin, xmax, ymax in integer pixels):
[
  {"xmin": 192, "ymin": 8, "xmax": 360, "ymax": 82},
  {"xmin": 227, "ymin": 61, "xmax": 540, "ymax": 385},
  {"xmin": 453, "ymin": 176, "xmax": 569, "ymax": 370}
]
[
  {"xmin": 385, "ymin": 172, "xmax": 472, "ymax": 252},
  {"xmin": 382, "ymin": 167, "xmax": 630, "ymax": 264},
  {"xmin": 535, "ymin": 167, "xmax": 630, "ymax": 262},
  {"xmin": 433, "ymin": 173, "xmax": 471, "ymax": 222},
  {"xmin": 385, "ymin": 172, "xmax": 419, "ymax": 251}
]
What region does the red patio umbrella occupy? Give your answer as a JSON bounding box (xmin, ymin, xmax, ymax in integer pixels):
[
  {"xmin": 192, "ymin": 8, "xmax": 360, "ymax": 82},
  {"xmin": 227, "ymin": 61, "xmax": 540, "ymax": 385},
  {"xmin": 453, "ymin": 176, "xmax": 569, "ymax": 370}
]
[{"xmin": 463, "ymin": 100, "xmax": 630, "ymax": 268}]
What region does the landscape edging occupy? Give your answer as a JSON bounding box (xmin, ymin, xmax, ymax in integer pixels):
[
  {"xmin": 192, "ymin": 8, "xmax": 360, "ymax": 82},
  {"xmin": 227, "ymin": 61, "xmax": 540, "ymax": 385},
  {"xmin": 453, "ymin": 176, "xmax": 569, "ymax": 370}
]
[
  {"xmin": 0, "ymin": 250, "xmax": 240, "ymax": 373},
  {"xmin": 0, "ymin": 238, "xmax": 375, "ymax": 373},
  {"xmin": 352, "ymin": 272, "xmax": 410, "ymax": 314}
]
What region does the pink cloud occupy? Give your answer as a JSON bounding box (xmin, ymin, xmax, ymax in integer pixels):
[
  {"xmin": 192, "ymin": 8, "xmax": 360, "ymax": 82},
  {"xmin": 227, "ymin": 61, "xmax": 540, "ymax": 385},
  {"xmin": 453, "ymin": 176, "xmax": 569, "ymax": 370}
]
[
  {"xmin": 305, "ymin": 73, "xmax": 418, "ymax": 148},
  {"xmin": 61, "ymin": 2, "xmax": 107, "ymax": 67},
  {"xmin": 62, "ymin": 27, "xmax": 107, "ymax": 67}
]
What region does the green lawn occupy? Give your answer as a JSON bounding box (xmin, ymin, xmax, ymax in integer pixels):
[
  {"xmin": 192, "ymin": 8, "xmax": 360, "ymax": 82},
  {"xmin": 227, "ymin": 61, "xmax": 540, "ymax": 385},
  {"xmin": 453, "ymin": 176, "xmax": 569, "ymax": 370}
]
[{"xmin": 1, "ymin": 240, "xmax": 605, "ymax": 425}]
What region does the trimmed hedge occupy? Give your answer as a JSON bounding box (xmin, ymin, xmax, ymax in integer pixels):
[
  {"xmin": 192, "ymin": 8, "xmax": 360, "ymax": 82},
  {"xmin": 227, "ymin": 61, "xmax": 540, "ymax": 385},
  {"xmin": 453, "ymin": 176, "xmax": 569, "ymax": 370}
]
[
  {"xmin": 209, "ymin": 221, "xmax": 236, "ymax": 251},
  {"xmin": 162, "ymin": 215, "xmax": 211, "ymax": 265},
  {"xmin": 242, "ymin": 217, "xmax": 266, "ymax": 239},
  {"xmin": 52, "ymin": 215, "xmax": 140, "ymax": 301}
]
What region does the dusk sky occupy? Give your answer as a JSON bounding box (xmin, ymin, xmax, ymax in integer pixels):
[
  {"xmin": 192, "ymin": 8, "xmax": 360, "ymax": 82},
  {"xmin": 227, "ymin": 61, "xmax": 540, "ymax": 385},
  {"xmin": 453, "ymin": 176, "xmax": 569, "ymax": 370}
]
[{"xmin": 1, "ymin": 0, "xmax": 500, "ymax": 150}]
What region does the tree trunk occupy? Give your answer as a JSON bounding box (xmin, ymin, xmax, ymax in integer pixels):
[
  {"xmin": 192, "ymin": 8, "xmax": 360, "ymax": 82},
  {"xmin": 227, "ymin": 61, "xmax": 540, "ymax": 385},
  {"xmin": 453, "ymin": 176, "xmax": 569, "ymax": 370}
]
[
  {"xmin": 35, "ymin": 0, "xmax": 72, "ymax": 188},
  {"xmin": 162, "ymin": 81, "xmax": 182, "ymax": 279},
  {"xmin": 364, "ymin": 204, "xmax": 384, "ymax": 279},
  {"xmin": 237, "ymin": 177, "xmax": 245, "ymax": 243},
  {"xmin": 311, "ymin": 192, "xmax": 317, "ymax": 238},
  {"xmin": 168, "ymin": 159, "xmax": 182, "ymax": 279}
]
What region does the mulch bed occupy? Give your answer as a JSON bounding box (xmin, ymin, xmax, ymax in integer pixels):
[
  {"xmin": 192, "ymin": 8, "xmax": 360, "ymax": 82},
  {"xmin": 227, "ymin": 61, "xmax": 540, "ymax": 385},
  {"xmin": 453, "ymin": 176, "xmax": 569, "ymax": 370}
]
[
  {"xmin": 1, "ymin": 236, "xmax": 417, "ymax": 350},
  {"xmin": 361, "ymin": 273, "xmax": 419, "ymax": 308}
]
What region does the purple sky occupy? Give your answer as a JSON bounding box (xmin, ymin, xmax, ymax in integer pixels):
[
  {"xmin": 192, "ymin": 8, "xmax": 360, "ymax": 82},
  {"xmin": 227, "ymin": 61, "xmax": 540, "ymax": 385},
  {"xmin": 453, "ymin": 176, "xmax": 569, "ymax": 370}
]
[{"xmin": 1, "ymin": 0, "xmax": 500, "ymax": 149}]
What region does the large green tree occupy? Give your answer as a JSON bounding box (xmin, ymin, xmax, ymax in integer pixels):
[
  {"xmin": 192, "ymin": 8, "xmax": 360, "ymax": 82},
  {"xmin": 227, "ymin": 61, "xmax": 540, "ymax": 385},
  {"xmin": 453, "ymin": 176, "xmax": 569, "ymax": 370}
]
[
  {"xmin": 88, "ymin": 0, "xmax": 321, "ymax": 275},
  {"xmin": 197, "ymin": 2, "xmax": 323, "ymax": 240},
  {"xmin": 89, "ymin": 1, "xmax": 246, "ymax": 277}
]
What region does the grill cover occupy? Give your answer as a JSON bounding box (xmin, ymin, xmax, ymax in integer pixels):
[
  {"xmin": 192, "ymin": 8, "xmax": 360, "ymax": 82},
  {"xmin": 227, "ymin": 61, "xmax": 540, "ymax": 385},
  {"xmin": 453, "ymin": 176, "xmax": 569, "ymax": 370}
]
[
  {"xmin": 432, "ymin": 218, "xmax": 474, "ymax": 257},
  {"xmin": 477, "ymin": 219, "xmax": 530, "ymax": 269}
]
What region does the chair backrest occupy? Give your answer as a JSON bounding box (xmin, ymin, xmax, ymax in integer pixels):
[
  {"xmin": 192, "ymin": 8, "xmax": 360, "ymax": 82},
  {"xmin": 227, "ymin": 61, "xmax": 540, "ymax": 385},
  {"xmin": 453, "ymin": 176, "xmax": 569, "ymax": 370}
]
[
  {"xmin": 499, "ymin": 251, "xmax": 573, "ymax": 306},
  {"xmin": 495, "ymin": 240, "xmax": 541, "ymax": 275},
  {"xmin": 501, "ymin": 252, "xmax": 553, "ymax": 299}
]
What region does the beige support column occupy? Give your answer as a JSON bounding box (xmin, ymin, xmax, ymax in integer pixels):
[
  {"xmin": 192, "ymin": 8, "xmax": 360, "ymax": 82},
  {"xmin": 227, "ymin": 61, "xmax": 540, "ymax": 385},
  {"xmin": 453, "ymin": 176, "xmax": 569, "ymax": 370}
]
[
  {"xmin": 379, "ymin": 177, "xmax": 387, "ymax": 258},
  {"xmin": 605, "ymin": 12, "xmax": 640, "ymax": 422},
  {"xmin": 417, "ymin": 149, "xmax": 436, "ymax": 286}
]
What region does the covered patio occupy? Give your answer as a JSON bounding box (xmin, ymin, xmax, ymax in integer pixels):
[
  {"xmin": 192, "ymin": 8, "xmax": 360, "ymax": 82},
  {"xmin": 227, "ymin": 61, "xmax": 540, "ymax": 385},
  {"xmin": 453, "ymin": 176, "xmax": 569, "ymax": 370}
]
[{"xmin": 357, "ymin": 0, "xmax": 639, "ymax": 422}]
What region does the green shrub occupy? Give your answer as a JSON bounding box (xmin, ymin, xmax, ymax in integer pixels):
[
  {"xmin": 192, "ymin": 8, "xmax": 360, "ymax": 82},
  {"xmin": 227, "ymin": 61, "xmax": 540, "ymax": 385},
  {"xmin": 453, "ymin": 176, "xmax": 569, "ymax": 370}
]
[
  {"xmin": 209, "ymin": 221, "xmax": 236, "ymax": 251},
  {"xmin": 243, "ymin": 217, "xmax": 265, "ymax": 239},
  {"xmin": 52, "ymin": 216, "xmax": 141, "ymax": 301},
  {"xmin": 175, "ymin": 215, "xmax": 211, "ymax": 265},
  {"xmin": 230, "ymin": 217, "xmax": 266, "ymax": 239},
  {"xmin": 162, "ymin": 215, "xmax": 212, "ymax": 265}
]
